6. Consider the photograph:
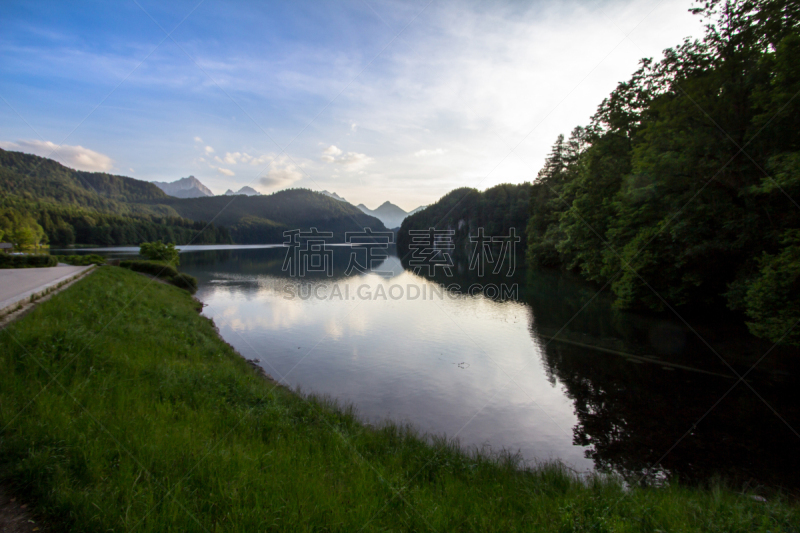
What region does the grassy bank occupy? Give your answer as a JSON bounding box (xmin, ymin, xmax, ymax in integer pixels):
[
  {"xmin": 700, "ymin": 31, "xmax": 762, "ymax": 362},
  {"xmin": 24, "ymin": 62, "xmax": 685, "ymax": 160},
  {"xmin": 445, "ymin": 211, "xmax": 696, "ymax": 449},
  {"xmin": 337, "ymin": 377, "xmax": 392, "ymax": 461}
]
[{"xmin": 0, "ymin": 267, "xmax": 796, "ymax": 532}]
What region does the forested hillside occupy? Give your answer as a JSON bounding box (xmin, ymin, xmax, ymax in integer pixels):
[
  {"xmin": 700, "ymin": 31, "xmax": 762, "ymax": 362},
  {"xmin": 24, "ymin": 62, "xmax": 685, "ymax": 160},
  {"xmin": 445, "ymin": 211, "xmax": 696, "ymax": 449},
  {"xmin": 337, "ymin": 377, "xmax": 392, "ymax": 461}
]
[
  {"xmin": 397, "ymin": 183, "xmax": 530, "ymax": 253},
  {"xmin": 0, "ymin": 149, "xmax": 172, "ymax": 213},
  {"xmin": 0, "ymin": 150, "xmax": 230, "ymax": 246},
  {"xmin": 150, "ymin": 189, "xmax": 388, "ymax": 242},
  {"xmin": 524, "ymin": 0, "xmax": 800, "ymax": 345},
  {"xmin": 0, "ymin": 149, "xmax": 386, "ymax": 246}
]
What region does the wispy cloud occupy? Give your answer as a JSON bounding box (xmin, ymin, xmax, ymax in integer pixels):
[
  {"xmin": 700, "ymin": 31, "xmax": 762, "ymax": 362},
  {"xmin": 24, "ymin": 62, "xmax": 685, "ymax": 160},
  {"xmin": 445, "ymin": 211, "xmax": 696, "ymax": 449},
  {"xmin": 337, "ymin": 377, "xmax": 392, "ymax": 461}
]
[
  {"xmin": 0, "ymin": 0, "xmax": 705, "ymax": 207},
  {"xmin": 335, "ymin": 152, "xmax": 373, "ymax": 172},
  {"xmin": 0, "ymin": 139, "xmax": 113, "ymax": 172},
  {"xmin": 321, "ymin": 145, "xmax": 372, "ymax": 171},
  {"xmin": 259, "ymin": 155, "xmax": 303, "ymax": 189}
]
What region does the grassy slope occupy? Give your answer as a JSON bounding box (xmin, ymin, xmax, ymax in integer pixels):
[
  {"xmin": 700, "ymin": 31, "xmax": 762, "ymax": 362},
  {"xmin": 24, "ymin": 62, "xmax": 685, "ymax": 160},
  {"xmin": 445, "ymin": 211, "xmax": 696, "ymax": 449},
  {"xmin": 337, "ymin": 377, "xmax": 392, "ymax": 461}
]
[{"xmin": 0, "ymin": 267, "xmax": 796, "ymax": 532}]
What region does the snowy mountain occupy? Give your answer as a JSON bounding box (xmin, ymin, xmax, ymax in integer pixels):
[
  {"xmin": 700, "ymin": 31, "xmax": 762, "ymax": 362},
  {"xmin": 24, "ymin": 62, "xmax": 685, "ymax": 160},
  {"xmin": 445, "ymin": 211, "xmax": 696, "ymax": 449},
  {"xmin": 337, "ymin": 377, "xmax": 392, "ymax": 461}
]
[{"xmin": 152, "ymin": 176, "xmax": 214, "ymax": 198}]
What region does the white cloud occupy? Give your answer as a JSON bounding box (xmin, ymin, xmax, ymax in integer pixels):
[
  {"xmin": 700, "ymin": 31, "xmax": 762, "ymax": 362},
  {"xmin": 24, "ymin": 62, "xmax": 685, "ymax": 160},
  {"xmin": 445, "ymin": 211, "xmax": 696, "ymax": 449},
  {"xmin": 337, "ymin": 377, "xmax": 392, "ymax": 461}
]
[
  {"xmin": 204, "ymin": 145, "xmax": 215, "ymax": 155},
  {"xmin": 320, "ymin": 145, "xmax": 372, "ymax": 171},
  {"xmin": 210, "ymin": 151, "xmax": 262, "ymax": 166},
  {"xmin": 129, "ymin": 167, "xmax": 135, "ymax": 172},
  {"xmin": 194, "ymin": 136, "xmax": 203, "ymax": 143},
  {"xmin": 222, "ymin": 151, "xmax": 251, "ymax": 165},
  {"xmin": 414, "ymin": 148, "xmax": 447, "ymax": 157},
  {"xmin": 0, "ymin": 139, "xmax": 113, "ymax": 172},
  {"xmin": 215, "ymin": 166, "xmax": 234, "ymax": 176},
  {"xmin": 259, "ymin": 155, "xmax": 303, "ymax": 189},
  {"xmin": 321, "ymin": 145, "xmax": 343, "ymax": 163},
  {"xmin": 249, "ymin": 154, "xmax": 272, "ymax": 166},
  {"xmin": 336, "ymin": 152, "xmax": 373, "ymax": 172},
  {"xmin": 260, "ymin": 168, "xmax": 301, "ymax": 188}
]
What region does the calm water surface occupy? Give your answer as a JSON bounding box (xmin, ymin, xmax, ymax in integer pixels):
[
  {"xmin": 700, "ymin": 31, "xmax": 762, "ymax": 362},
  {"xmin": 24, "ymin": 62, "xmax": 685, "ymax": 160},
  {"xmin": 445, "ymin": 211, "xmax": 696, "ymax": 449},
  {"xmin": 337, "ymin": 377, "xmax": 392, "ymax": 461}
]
[{"xmin": 64, "ymin": 245, "xmax": 800, "ymax": 490}]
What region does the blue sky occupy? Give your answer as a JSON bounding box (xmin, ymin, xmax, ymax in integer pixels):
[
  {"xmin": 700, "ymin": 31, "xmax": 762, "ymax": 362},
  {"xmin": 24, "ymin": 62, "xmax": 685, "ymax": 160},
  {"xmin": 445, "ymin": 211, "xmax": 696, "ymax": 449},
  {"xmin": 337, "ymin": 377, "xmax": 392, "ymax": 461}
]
[{"xmin": 1, "ymin": 0, "xmax": 705, "ymax": 210}]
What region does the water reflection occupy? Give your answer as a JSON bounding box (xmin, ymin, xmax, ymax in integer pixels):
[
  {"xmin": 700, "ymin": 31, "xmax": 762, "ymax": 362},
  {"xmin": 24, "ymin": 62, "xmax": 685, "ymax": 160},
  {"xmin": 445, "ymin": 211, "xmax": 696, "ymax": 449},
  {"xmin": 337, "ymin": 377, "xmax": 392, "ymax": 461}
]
[{"xmin": 68, "ymin": 246, "xmax": 800, "ymax": 490}]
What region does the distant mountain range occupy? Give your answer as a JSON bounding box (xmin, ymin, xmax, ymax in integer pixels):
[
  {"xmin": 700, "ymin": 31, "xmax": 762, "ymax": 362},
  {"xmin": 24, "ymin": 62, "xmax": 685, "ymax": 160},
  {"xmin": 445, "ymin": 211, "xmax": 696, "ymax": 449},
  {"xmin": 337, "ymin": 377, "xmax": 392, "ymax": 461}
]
[
  {"xmin": 153, "ymin": 178, "xmax": 261, "ymax": 198},
  {"xmin": 149, "ymin": 181, "xmax": 423, "ymax": 228},
  {"xmin": 0, "ymin": 148, "xmax": 388, "ymax": 245},
  {"xmin": 357, "ymin": 202, "xmax": 407, "ymax": 229},
  {"xmin": 152, "ymin": 176, "xmax": 214, "ymax": 198},
  {"xmin": 225, "ymin": 186, "xmax": 261, "ymax": 196},
  {"xmin": 318, "ymin": 190, "xmax": 425, "ymax": 229}
]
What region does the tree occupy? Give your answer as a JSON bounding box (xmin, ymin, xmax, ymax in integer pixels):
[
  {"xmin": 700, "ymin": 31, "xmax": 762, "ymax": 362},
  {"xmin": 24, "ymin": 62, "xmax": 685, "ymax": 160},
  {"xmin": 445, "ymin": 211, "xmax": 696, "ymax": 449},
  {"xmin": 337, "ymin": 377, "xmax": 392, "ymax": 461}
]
[
  {"xmin": 140, "ymin": 241, "xmax": 180, "ymax": 265},
  {"xmin": 522, "ymin": 0, "xmax": 800, "ymax": 345},
  {"xmin": 0, "ymin": 208, "xmax": 46, "ymax": 249}
]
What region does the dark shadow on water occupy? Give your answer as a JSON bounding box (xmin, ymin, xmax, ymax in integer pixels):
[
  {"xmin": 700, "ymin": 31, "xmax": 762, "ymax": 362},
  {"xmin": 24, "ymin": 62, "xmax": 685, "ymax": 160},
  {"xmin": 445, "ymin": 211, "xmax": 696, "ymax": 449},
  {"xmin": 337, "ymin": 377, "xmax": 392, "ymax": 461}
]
[{"xmin": 407, "ymin": 253, "xmax": 800, "ymax": 491}]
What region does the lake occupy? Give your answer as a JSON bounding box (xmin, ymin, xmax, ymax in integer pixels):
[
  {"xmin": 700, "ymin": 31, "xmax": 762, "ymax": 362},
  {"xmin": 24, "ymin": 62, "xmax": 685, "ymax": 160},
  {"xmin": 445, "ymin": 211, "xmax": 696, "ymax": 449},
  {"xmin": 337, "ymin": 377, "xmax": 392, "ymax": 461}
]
[{"xmin": 61, "ymin": 245, "xmax": 800, "ymax": 490}]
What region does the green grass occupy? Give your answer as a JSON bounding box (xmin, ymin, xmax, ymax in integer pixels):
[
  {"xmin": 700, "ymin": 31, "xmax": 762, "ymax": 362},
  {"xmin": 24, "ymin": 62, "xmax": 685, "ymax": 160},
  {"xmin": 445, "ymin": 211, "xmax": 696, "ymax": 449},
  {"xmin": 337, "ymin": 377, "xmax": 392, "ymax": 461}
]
[{"xmin": 0, "ymin": 266, "xmax": 797, "ymax": 532}]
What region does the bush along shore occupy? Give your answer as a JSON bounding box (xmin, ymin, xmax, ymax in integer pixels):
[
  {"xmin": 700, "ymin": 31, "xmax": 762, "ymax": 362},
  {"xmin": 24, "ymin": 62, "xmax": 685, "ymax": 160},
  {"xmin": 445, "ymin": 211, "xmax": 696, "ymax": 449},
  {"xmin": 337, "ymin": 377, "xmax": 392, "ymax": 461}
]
[
  {"xmin": 120, "ymin": 259, "xmax": 198, "ymax": 293},
  {"xmin": 0, "ymin": 267, "xmax": 797, "ymax": 532},
  {"xmin": 0, "ymin": 254, "xmax": 57, "ymax": 269}
]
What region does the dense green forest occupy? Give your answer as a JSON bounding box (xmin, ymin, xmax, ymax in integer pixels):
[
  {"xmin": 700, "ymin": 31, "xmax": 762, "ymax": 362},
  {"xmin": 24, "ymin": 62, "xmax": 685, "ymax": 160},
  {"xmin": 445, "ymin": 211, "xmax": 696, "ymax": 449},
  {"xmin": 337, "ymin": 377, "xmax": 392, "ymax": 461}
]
[
  {"xmin": 397, "ymin": 183, "xmax": 531, "ymax": 253},
  {"xmin": 0, "ymin": 149, "xmax": 175, "ymax": 216},
  {"xmin": 147, "ymin": 189, "xmax": 388, "ymax": 242},
  {"xmin": 0, "ymin": 150, "xmax": 230, "ymax": 246},
  {"xmin": 525, "ymin": 0, "xmax": 800, "ymax": 345},
  {"xmin": 0, "ymin": 149, "xmax": 386, "ymax": 246},
  {"xmin": 399, "ymin": 0, "xmax": 800, "ymax": 346}
]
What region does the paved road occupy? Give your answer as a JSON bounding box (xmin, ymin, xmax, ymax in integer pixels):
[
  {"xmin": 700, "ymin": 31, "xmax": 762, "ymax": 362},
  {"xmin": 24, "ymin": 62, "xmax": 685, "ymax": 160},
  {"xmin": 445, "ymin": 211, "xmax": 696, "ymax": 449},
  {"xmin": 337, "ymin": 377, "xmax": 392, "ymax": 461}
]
[{"xmin": 0, "ymin": 265, "xmax": 94, "ymax": 313}]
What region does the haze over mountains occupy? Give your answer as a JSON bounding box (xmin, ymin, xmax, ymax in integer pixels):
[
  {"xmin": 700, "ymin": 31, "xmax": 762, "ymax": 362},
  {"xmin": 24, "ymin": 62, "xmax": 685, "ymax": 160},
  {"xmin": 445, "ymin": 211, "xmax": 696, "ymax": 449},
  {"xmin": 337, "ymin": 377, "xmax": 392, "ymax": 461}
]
[
  {"xmin": 152, "ymin": 180, "xmax": 420, "ymax": 229},
  {"xmin": 319, "ymin": 189, "xmax": 425, "ymax": 229},
  {"xmin": 224, "ymin": 186, "xmax": 261, "ymax": 196},
  {"xmin": 357, "ymin": 202, "xmax": 409, "ymax": 230},
  {"xmin": 152, "ymin": 177, "xmax": 262, "ymax": 198},
  {"xmin": 114, "ymin": 174, "xmax": 422, "ymax": 230}
]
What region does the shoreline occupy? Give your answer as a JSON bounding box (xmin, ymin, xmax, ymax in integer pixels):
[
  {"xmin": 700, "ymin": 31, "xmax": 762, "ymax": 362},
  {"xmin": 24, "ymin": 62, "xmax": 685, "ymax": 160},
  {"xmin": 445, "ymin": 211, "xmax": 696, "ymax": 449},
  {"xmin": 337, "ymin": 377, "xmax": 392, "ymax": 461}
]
[{"xmin": 0, "ymin": 266, "xmax": 797, "ymax": 531}]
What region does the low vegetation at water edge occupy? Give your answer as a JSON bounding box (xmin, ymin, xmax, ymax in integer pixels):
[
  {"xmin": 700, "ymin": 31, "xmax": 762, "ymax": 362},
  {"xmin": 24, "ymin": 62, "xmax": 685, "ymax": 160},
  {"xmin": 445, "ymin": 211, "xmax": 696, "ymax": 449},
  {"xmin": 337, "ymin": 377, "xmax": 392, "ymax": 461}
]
[
  {"xmin": 0, "ymin": 266, "xmax": 797, "ymax": 531},
  {"xmin": 0, "ymin": 253, "xmax": 56, "ymax": 269}
]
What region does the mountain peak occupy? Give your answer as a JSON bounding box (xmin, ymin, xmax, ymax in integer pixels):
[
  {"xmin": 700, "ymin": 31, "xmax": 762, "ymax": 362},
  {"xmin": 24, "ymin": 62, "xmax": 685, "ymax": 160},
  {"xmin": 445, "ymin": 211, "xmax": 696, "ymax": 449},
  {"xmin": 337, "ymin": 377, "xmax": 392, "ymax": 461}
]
[
  {"xmin": 357, "ymin": 201, "xmax": 409, "ymax": 229},
  {"xmin": 225, "ymin": 186, "xmax": 261, "ymax": 196},
  {"xmin": 152, "ymin": 176, "xmax": 214, "ymax": 198},
  {"xmin": 319, "ymin": 190, "xmax": 347, "ymax": 202}
]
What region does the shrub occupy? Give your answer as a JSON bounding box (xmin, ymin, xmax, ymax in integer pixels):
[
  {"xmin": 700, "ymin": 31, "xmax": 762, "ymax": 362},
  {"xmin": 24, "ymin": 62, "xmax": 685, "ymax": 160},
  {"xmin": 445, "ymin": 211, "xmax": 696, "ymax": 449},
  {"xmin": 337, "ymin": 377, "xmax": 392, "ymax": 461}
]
[
  {"xmin": 170, "ymin": 273, "xmax": 198, "ymax": 294},
  {"xmin": 119, "ymin": 260, "xmax": 197, "ymax": 294},
  {"xmin": 139, "ymin": 241, "xmax": 180, "ymax": 265},
  {"xmin": 0, "ymin": 254, "xmax": 57, "ymax": 269},
  {"xmin": 120, "ymin": 260, "xmax": 179, "ymax": 279}
]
